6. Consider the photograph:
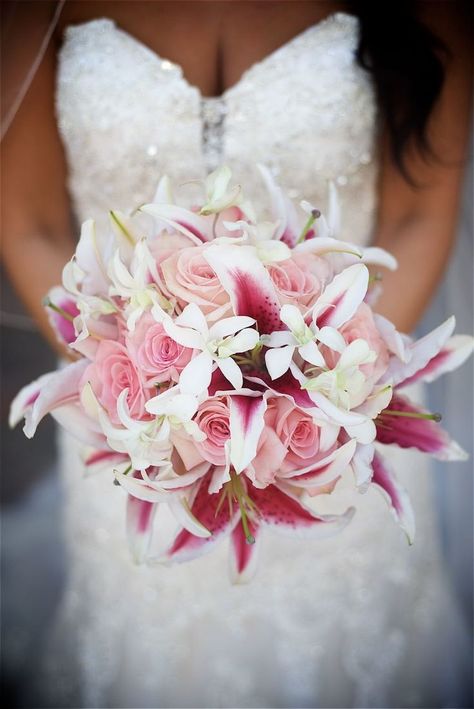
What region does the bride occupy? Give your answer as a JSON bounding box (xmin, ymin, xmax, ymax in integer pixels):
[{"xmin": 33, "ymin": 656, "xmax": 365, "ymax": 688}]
[{"xmin": 2, "ymin": 1, "xmax": 472, "ymax": 707}]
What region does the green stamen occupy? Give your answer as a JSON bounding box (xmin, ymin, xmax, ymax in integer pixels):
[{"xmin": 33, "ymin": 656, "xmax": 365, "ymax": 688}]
[
  {"xmin": 297, "ymin": 209, "xmax": 320, "ymax": 244},
  {"xmin": 379, "ymin": 409, "xmax": 442, "ymax": 423},
  {"xmin": 109, "ymin": 210, "xmax": 136, "ymax": 245},
  {"xmin": 43, "ymin": 298, "xmax": 75, "ymax": 322}
]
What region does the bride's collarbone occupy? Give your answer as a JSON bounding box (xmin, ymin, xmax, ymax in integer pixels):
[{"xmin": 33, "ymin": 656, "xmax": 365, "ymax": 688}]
[{"xmin": 57, "ymin": 0, "xmax": 348, "ymax": 98}]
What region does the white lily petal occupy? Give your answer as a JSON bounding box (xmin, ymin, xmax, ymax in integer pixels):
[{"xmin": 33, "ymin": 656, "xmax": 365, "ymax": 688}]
[
  {"xmin": 168, "ymin": 496, "xmax": 212, "ymax": 538},
  {"xmin": 229, "ymin": 394, "xmax": 267, "ymax": 473}
]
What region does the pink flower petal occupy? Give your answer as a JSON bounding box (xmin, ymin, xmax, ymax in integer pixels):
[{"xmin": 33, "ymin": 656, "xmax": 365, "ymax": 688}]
[
  {"xmin": 11, "ymin": 360, "xmax": 88, "ymax": 438},
  {"xmin": 398, "ymin": 335, "xmax": 474, "ymax": 388},
  {"xmin": 166, "ymin": 472, "xmax": 239, "ymax": 563},
  {"xmin": 229, "ymin": 519, "xmax": 260, "ymax": 583},
  {"xmin": 376, "ymin": 393, "xmax": 467, "ymax": 461},
  {"xmin": 229, "ymin": 394, "xmax": 267, "ymax": 474},
  {"xmin": 248, "ymin": 481, "xmax": 355, "ymax": 539},
  {"xmin": 382, "ymin": 317, "xmax": 456, "ymax": 387},
  {"xmin": 371, "ymin": 450, "xmax": 415, "ymax": 544},
  {"xmin": 204, "ymin": 244, "xmax": 283, "ymax": 334},
  {"xmin": 314, "ymin": 264, "xmax": 369, "ymax": 329},
  {"xmin": 127, "ymin": 479, "xmax": 157, "ymax": 563}
]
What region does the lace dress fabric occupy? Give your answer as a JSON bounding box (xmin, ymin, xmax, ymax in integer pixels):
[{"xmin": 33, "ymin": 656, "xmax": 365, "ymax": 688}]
[{"xmin": 37, "ymin": 13, "xmax": 470, "ymax": 708}]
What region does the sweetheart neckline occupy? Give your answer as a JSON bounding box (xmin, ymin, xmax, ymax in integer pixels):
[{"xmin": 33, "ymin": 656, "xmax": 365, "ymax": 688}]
[{"xmin": 63, "ymin": 11, "xmax": 359, "ymax": 102}]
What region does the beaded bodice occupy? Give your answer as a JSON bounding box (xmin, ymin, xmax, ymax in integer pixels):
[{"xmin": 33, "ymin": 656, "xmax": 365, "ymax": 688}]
[{"xmin": 56, "ymin": 12, "xmax": 379, "ymax": 244}]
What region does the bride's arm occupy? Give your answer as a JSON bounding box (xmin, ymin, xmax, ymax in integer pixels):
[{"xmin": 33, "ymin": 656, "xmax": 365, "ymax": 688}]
[
  {"xmin": 371, "ymin": 2, "xmax": 472, "ymax": 334},
  {"xmin": 1, "ymin": 13, "xmax": 76, "ymax": 355}
]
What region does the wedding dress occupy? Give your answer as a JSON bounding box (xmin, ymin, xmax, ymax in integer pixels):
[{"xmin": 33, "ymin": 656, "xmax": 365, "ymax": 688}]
[{"xmin": 37, "ymin": 12, "xmax": 471, "ymax": 708}]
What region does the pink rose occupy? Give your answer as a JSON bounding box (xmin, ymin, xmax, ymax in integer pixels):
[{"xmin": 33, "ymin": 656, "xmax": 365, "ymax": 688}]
[
  {"xmin": 194, "ymin": 396, "xmax": 231, "ymax": 465},
  {"xmin": 161, "ymin": 246, "xmax": 231, "ymax": 320},
  {"xmin": 324, "ymin": 303, "xmax": 390, "ymax": 383},
  {"xmin": 148, "ymin": 232, "xmax": 194, "ymax": 267},
  {"xmin": 81, "ymin": 340, "xmax": 147, "ymax": 423},
  {"xmin": 267, "ymin": 254, "xmax": 322, "ymax": 308},
  {"xmin": 126, "ymin": 313, "xmax": 193, "ymax": 385},
  {"xmin": 250, "ymin": 396, "xmax": 335, "ymax": 487}
]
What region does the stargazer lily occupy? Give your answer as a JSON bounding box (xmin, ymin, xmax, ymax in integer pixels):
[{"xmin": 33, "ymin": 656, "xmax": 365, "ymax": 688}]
[
  {"xmin": 162, "ymin": 303, "xmax": 259, "ymax": 394},
  {"xmin": 157, "ymin": 469, "xmax": 355, "ymax": 583},
  {"xmin": 203, "ymin": 243, "xmax": 284, "ymax": 334}
]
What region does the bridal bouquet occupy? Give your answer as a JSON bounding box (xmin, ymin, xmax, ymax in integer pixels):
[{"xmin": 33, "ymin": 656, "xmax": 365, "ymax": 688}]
[{"xmin": 10, "ymin": 164, "xmax": 473, "ymax": 581}]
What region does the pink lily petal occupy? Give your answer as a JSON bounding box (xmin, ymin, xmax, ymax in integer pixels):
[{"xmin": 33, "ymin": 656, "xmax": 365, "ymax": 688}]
[
  {"xmin": 127, "ymin": 475, "xmax": 157, "ymax": 563},
  {"xmin": 203, "ymin": 244, "xmax": 283, "ymax": 334},
  {"xmin": 244, "ymin": 369, "xmax": 315, "ymax": 409},
  {"xmin": 229, "ymin": 394, "xmax": 267, "ymax": 474},
  {"xmin": 295, "ymin": 236, "xmax": 363, "ymax": 258},
  {"xmin": 51, "ymin": 403, "xmax": 106, "ymax": 448},
  {"xmin": 281, "ymin": 439, "xmax": 357, "ymax": 490},
  {"xmin": 84, "ymin": 449, "xmax": 128, "ymax": 474},
  {"xmin": 399, "ymin": 334, "xmax": 474, "ymax": 388},
  {"xmin": 256, "ymin": 162, "xmax": 301, "ymax": 246},
  {"xmin": 313, "ymin": 263, "xmax": 369, "ymax": 329},
  {"xmin": 373, "ymin": 314, "xmax": 409, "ymax": 362},
  {"xmin": 165, "ymin": 472, "xmax": 240, "ymax": 563},
  {"xmin": 371, "ymin": 450, "xmax": 415, "ymax": 544},
  {"xmin": 350, "ymin": 442, "xmax": 375, "ymax": 489},
  {"xmin": 249, "ymin": 480, "xmax": 355, "ymax": 538},
  {"xmin": 10, "ymin": 360, "xmax": 88, "ymax": 438},
  {"xmin": 376, "ymin": 393, "xmax": 468, "ymax": 461},
  {"xmin": 46, "ymin": 286, "xmax": 80, "ymax": 345},
  {"xmin": 140, "ymin": 203, "xmax": 212, "ymax": 243},
  {"xmin": 229, "ymin": 518, "xmax": 260, "ymax": 583},
  {"xmin": 382, "ymin": 316, "xmax": 456, "ymax": 387}
]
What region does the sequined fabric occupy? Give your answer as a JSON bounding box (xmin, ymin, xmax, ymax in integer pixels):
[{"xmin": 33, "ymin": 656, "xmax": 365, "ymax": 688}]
[{"xmin": 38, "ymin": 12, "xmax": 470, "ymax": 708}]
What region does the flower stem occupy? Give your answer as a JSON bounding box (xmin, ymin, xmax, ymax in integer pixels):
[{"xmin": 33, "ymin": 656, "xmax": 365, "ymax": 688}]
[
  {"xmin": 43, "ymin": 298, "xmax": 75, "ymax": 322},
  {"xmin": 379, "ymin": 409, "xmax": 442, "ymax": 423}
]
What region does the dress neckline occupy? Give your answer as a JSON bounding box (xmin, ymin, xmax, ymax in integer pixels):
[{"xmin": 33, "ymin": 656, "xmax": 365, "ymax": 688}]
[{"xmin": 63, "ymin": 11, "xmax": 359, "ymax": 101}]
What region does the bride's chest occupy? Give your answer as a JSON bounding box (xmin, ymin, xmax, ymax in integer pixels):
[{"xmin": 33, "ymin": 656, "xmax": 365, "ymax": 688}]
[{"xmin": 55, "ymin": 13, "xmax": 379, "ymax": 242}]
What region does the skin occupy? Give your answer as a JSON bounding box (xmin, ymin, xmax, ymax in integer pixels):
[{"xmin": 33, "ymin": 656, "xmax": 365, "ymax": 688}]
[{"xmin": 1, "ymin": 0, "xmax": 472, "ymax": 357}]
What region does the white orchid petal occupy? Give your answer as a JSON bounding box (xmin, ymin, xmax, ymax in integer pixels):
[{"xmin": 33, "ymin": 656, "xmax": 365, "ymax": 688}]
[
  {"xmin": 218, "ymin": 357, "xmax": 243, "ymax": 390},
  {"xmin": 178, "ymin": 351, "xmax": 213, "ymax": 395},
  {"xmin": 209, "ymin": 316, "xmax": 256, "ymax": 340},
  {"xmin": 162, "ymin": 316, "xmax": 203, "ymax": 350},
  {"xmin": 298, "ymin": 341, "xmax": 325, "ymax": 367},
  {"xmin": 265, "ymin": 345, "xmax": 296, "ymax": 380}
]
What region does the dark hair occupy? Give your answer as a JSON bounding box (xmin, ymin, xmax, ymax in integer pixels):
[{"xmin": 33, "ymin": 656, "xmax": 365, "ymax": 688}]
[{"xmin": 347, "ymin": 0, "xmax": 454, "ymax": 186}]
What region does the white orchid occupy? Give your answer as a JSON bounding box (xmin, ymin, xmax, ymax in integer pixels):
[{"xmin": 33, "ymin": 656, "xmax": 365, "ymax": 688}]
[
  {"xmin": 198, "ymin": 165, "xmax": 256, "ymax": 221},
  {"xmin": 263, "ymin": 304, "xmax": 325, "ymax": 379},
  {"xmin": 108, "ymin": 238, "xmax": 171, "ymax": 331},
  {"xmin": 94, "ymin": 388, "xmax": 173, "ymax": 470},
  {"xmin": 163, "ymin": 303, "xmax": 259, "ymax": 394},
  {"xmin": 217, "ymin": 219, "xmax": 291, "ymax": 264},
  {"xmin": 263, "ymin": 263, "xmax": 370, "ymax": 380},
  {"xmin": 302, "ymin": 339, "xmax": 377, "ymax": 410},
  {"xmin": 145, "ymin": 387, "xmax": 205, "ymax": 443}
]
